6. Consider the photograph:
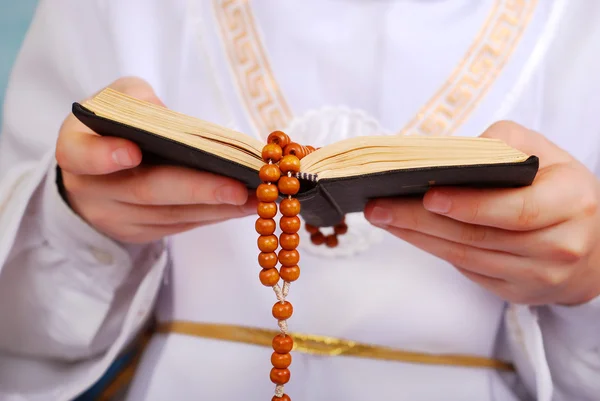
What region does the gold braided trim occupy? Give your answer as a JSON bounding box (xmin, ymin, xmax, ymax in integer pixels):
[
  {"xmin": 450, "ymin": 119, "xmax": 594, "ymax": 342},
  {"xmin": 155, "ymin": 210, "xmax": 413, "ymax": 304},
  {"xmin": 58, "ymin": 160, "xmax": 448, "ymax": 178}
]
[{"xmin": 156, "ymin": 321, "xmax": 514, "ymax": 372}]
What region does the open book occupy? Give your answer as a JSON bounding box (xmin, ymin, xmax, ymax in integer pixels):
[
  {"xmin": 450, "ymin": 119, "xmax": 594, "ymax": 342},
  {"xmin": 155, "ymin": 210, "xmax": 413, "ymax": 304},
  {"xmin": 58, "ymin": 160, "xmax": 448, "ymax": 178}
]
[{"xmin": 72, "ymin": 88, "xmax": 539, "ymax": 227}]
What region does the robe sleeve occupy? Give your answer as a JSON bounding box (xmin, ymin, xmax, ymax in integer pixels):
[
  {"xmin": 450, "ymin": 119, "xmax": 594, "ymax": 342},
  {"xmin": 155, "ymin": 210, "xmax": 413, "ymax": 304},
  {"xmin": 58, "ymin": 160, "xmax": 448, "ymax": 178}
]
[{"xmin": 0, "ymin": 0, "xmax": 167, "ymax": 399}]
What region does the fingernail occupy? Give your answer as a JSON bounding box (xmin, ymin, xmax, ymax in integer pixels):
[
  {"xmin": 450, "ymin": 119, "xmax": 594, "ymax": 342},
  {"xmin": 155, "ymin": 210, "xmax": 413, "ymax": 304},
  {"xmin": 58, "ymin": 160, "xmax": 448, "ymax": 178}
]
[
  {"xmin": 425, "ymin": 191, "xmax": 452, "ymax": 214},
  {"xmin": 368, "ymin": 206, "xmax": 392, "ymax": 225},
  {"xmin": 216, "ymin": 186, "xmax": 245, "ymax": 205},
  {"xmin": 112, "ymin": 148, "xmax": 134, "ymax": 167}
]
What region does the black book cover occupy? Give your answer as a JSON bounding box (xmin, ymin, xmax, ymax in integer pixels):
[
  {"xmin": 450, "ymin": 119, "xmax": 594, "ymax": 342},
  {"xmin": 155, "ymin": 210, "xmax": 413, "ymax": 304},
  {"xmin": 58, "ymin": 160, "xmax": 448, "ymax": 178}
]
[{"xmin": 72, "ymin": 103, "xmax": 539, "ymax": 227}]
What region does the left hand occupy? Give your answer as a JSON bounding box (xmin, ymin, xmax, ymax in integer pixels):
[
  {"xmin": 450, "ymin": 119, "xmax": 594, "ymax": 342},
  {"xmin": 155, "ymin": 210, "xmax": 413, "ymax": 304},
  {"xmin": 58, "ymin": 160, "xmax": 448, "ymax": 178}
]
[{"xmin": 364, "ymin": 121, "xmax": 600, "ymax": 306}]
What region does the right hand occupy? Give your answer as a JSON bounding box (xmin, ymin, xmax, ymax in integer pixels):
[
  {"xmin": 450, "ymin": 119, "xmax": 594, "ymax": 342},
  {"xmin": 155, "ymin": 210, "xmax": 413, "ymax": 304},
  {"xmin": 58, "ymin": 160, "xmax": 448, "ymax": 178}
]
[{"xmin": 55, "ymin": 77, "xmax": 256, "ymax": 244}]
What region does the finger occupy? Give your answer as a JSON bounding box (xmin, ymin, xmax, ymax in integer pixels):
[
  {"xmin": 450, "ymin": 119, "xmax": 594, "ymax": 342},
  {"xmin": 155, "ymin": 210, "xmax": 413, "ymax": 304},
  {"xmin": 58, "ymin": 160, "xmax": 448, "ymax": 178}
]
[
  {"xmin": 383, "ymin": 226, "xmax": 528, "ymax": 280},
  {"xmin": 481, "ymin": 121, "xmax": 572, "ymax": 168},
  {"xmin": 422, "ymin": 164, "xmax": 592, "ymax": 231},
  {"xmin": 67, "ymin": 165, "xmax": 252, "ymax": 206},
  {"xmin": 365, "ymin": 198, "xmax": 533, "ymax": 256},
  {"xmin": 56, "ymin": 77, "xmax": 166, "ymax": 175},
  {"xmin": 56, "ymin": 117, "xmax": 143, "ymax": 175},
  {"xmin": 117, "ymin": 221, "xmax": 208, "ymax": 244},
  {"xmin": 121, "ymin": 200, "xmax": 257, "ymax": 225}
]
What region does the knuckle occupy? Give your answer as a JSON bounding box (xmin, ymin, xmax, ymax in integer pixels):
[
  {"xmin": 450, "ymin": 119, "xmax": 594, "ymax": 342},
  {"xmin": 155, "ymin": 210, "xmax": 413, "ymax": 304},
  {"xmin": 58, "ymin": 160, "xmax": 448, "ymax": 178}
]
[
  {"xmin": 445, "ymin": 243, "xmax": 469, "ymax": 267},
  {"xmin": 531, "ymin": 267, "xmax": 571, "ymax": 288},
  {"xmin": 459, "ymin": 225, "xmax": 488, "ymax": 244},
  {"xmin": 516, "ymin": 193, "xmax": 540, "ymax": 229},
  {"xmin": 579, "ymin": 190, "xmax": 599, "ymax": 217},
  {"xmin": 131, "ymin": 179, "xmax": 155, "ymax": 204},
  {"xmin": 160, "ymin": 205, "xmax": 186, "ymax": 224},
  {"xmin": 551, "ymin": 236, "xmax": 589, "ymax": 263},
  {"xmin": 468, "ymin": 198, "xmax": 481, "ymax": 223}
]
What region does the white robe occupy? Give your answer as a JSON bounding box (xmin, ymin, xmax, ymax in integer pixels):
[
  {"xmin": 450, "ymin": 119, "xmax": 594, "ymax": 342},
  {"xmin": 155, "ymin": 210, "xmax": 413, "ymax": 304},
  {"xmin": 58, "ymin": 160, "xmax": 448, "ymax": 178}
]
[{"xmin": 0, "ymin": 0, "xmax": 599, "ymax": 400}]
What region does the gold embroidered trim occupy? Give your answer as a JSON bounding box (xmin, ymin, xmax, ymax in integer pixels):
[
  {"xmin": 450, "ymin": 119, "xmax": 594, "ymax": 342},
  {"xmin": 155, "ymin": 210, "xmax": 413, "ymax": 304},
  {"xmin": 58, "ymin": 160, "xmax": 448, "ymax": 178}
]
[
  {"xmin": 213, "ymin": 0, "xmax": 538, "ymax": 138},
  {"xmin": 155, "ymin": 321, "xmax": 515, "ymax": 372}
]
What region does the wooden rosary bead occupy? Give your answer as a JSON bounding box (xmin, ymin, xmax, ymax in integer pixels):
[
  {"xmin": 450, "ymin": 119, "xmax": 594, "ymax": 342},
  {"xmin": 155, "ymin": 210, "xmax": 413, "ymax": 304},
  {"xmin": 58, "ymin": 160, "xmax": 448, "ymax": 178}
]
[
  {"xmin": 280, "ymin": 216, "xmax": 301, "ymax": 234},
  {"xmin": 280, "ymin": 198, "xmax": 301, "ymax": 216},
  {"xmin": 260, "ymin": 268, "xmax": 280, "ymax": 286},
  {"xmin": 278, "ymin": 176, "xmax": 300, "ymax": 195},
  {"xmin": 271, "ymin": 352, "xmax": 292, "ymax": 369},
  {"xmin": 278, "ymin": 249, "xmax": 299, "ymax": 267},
  {"xmin": 279, "ymin": 233, "xmax": 299, "ymax": 250},
  {"xmin": 279, "ymin": 155, "xmax": 301, "ymax": 173},
  {"xmin": 325, "ymin": 234, "xmax": 339, "ymax": 248},
  {"xmin": 282, "ymin": 143, "xmax": 306, "ymax": 159},
  {"xmin": 257, "ymin": 202, "xmax": 278, "ymax": 219},
  {"xmin": 255, "ymin": 218, "xmax": 276, "ymax": 235},
  {"xmin": 267, "ymin": 130, "xmax": 291, "ymax": 149},
  {"xmin": 262, "ymin": 143, "xmax": 283, "ymax": 162},
  {"xmin": 310, "ymin": 232, "xmax": 326, "ymax": 245},
  {"xmin": 272, "ymin": 301, "xmax": 293, "ymax": 320},
  {"xmin": 259, "ymin": 252, "xmax": 278, "ymax": 269},
  {"xmin": 280, "ymin": 265, "xmax": 300, "ymax": 282},
  {"xmin": 257, "ymin": 184, "xmax": 279, "ymax": 202},
  {"xmin": 258, "ymin": 235, "xmax": 278, "ymax": 253},
  {"xmin": 270, "ymin": 368, "xmax": 291, "ymax": 385},
  {"xmin": 272, "ymin": 334, "xmax": 294, "ymax": 353},
  {"xmin": 305, "ymin": 224, "xmax": 319, "ymax": 234},
  {"xmin": 334, "ymin": 223, "xmax": 348, "ymax": 235},
  {"xmin": 259, "ymin": 164, "xmax": 281, "ymax": 183},
  {"xmin": 272, "ymin": 395, "xmax": 291, "ymax": 401}
]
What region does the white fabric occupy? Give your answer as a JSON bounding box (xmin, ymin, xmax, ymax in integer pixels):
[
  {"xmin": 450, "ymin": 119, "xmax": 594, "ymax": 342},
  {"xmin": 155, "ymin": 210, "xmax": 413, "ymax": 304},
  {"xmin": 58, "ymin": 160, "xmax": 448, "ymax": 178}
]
[{"xmin": 0, "ymin": 0, "xmax": 599, "ymax": 400}]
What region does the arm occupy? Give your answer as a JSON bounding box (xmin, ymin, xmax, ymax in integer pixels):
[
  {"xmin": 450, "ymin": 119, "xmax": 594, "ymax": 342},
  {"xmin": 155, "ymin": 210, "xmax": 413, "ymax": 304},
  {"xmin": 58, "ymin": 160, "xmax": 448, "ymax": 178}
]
[{"xmin": 0, "ymin": 0, "xmax": 168, "ymax": 396}]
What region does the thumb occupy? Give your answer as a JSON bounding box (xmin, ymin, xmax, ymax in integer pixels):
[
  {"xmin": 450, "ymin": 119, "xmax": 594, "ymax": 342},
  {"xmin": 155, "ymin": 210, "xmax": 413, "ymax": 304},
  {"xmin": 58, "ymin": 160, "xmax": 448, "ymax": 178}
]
[
  {"xmin": 480, "ymin": 120, "xmax": 572, "ymax": 169},
  {"xmin": 108, "ymin": 76, "xmax": 166, "ymax": 107},
  {"xmin": 56, "ymin": 77, "xmax": 164, "ymax": 175}
]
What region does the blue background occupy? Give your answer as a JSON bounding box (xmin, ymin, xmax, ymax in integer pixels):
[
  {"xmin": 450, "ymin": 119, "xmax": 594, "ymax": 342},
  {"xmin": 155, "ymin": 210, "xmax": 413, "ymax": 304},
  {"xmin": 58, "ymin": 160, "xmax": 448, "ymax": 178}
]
[{"xmin": 0, "ymin": 0, "xmax": 38, "ymax": 125}]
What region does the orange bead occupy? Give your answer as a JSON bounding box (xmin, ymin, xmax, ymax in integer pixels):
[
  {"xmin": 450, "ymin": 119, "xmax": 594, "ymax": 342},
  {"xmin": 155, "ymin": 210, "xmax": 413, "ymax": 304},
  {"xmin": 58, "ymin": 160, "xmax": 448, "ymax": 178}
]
[
  {"xmin": 259, "ymin": 164, "xmax": 281, "ymax": 183},
  {"xmin": 273, "ymin": 334, "xmax": 294, "ymax": 353},
  {"xmin": 278, "ymin": 176, "xmax": 300, "ymax": 195},
  {"xmin": 258, "ymin": 235, "xmax": 278, "ymax": 252},
  {"xmin": 279, "ymin": 155, "xmax": 301, "ymax": 173},
  {"xmin": 325, "ymin": 234, "xmax": 339, "ymax": 248},
  {"xmin": 283, "ymin": 143, "xmax": 306, "ymax": 159},
  {"xmin": 280, "ymin": 216, "xmax": 300, "ymax": 234},
  {"xmin": 311, "ymin": 232, "xmax": 325, "ymax": 245},
  {"xmin": 257, "ymin": 183, "xmax": 279, "ymax": 202},
  {"xmin": 260, "ymin": 268, "xmax": 280, "ymax": 286},
  {"xmin": 272, "ymin": 395, "xmax": 291, "ymax": 401},
  {"xmin": 259, "ymin": 252, "xmax": 278, "ymax": 269},
  {"xmin": 280, "ymin": 266, "xmax": 300, "ymax": 282},
  {"xmin": 280, "ymin": 198, "xmax": 301, "ymax": 216},
  {"xmin": 334, "ymin": 223, "xmax": 348, "ymax": 235},
  {"xmin": 267, "ymin": 131, "xmax": 291, "ymax": 149},
  {"xmin": 271, "ymin": 352, "xmax": 292, "ymax": 369},
  {"xmin": 305, "ymin": 224, "xmax": 319, "ymax": 234},
  {"xmin": 279, "ymin": 233, "xmax": 299, "ymax": 250},
  {"xmin": 255, "ymin": 218, "xmax": 276, "ymax": 235},
  {"xmin": 257, "ymin": 202, "xmax": 277, "ymax": 219},
  {"xmin": 262, "ymin": 143, "xmax": 283, "ymax": 162},
  {"xmin": 270, "ymin": 368, "xmax": 291, "ymax": 385},
  {"xmin": 272, "ymin": 301, "xmax": 293, "ymax": 320},
  {"xmin": 278, "ymin": 249, "xmax": 299, "ymax": 267}
]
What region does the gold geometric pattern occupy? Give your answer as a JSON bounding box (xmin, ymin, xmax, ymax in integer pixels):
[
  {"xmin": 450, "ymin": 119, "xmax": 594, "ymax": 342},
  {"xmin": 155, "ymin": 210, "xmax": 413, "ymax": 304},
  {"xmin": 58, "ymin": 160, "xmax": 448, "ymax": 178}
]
[{"xmin": 213, "ymin": 0, "xmax": 538, "ymax": 139}]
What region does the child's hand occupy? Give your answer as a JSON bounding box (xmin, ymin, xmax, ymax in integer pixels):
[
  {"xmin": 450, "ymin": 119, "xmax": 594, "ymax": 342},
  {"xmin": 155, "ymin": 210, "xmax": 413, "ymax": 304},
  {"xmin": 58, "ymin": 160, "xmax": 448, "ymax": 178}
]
[
  {"xmin": 55, "ymin": 77, "xmax": 256, "ymax": 244},
  {"xmin": 365, "ymin": 121, "xmax": 600, "ymax": 306}
]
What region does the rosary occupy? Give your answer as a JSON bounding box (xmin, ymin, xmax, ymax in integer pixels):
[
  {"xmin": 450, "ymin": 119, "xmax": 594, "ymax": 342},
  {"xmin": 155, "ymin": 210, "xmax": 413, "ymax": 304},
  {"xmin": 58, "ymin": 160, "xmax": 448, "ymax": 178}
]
[{"xmin": 256, "ymin": 131, "xmax": 347, "ymax": 400}]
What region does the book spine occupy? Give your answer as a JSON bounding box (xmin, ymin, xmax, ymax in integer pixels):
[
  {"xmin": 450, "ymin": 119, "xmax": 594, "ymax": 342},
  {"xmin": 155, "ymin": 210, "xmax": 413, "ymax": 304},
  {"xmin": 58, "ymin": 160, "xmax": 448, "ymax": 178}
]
[{"xmin": 296, "ymin": 172, "xmax": 318, "ymax": 182}]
